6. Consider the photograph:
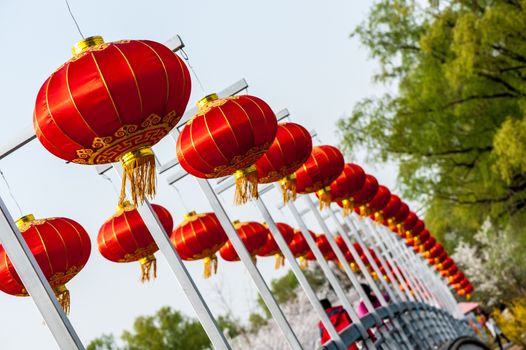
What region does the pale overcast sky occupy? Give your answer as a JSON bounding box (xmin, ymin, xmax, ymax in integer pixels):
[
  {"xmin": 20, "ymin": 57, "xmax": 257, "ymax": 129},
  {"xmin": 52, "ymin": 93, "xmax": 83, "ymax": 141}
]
[{"xmin": 0, "ymin": 1, "xmax": 398, "ymax": 348}]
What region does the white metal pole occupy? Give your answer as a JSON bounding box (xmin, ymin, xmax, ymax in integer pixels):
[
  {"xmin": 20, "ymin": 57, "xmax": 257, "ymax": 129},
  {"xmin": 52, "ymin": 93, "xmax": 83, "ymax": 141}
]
[
  {"xmin": 254, "ymin": 194, "xmax": 346, "ymax": 350},
  {"xmin": 284, "ymin": 195, "xmax": 374, "ymax": 349},
  {"xmin": 111, "ymin": 166, "xmax": 232, "ymax": 350},
  {"xmin": 197, "ymin": 179, "xmax": 303, "ymax": 350}
]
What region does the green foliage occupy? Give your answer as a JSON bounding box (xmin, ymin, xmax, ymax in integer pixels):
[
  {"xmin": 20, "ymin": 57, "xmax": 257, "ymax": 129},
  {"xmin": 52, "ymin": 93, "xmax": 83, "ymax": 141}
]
[
  {"xmin": 87, "ymin": 307, "xmax": 210, "ymax": 350},
  {"xmin": 342, "ymin": 0, "xmax": 526, "ymax": 259},
  {"xmin": 87, "ymin": 334, "xmax": 117, "ymax": 350}
]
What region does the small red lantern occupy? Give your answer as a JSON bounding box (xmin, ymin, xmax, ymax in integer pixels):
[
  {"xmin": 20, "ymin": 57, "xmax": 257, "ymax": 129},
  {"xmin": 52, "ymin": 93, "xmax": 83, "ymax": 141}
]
[
  {"xmin": 255, "ymin": 123, "xmax": 312, "ymax": 203},
  {"xmin": 379, "ymin": 195, "xmax": 401, "ymax": 223},
  {"xmin": 219, "ymin": 221, "xmax": 268, "ymax": 262},
  {"xmin": 257, "ymin": 222, "xmax": 295, "ymax": 269},
  {"xmin": 0, "ymin": 214, "xmax": 91, "ymax": 314},
  {"xmin": 34, "ymin": 37, "xmax": 191, "ymax": 206},
  {"xmin": 400, "ymin": 212, "xmax": 418, "ymax": 238},
  {"xmin": 367, "ymin": 185, "xmax": 391, "ymax": 216},
  {"xmin": 98, "ymin": 202, "xmax": 173, "ymax": 282},
  {"xmin": 393, "ymin": 202, "xmax": 410, "ymax": 224},
  {"xmin": 322, "ymin": 163, "xmax": 365, "ymax": 209},
  {"xmin": 171, "ymin": 211, "xmax": 228, "ymax": 278},
  {"xmin": 289, "ymin": 229, "xmax": 314, "ymax": 268},
  {"xmin": 339, "ymin": 174, "xmax": 379, "ymax": 216},
  {"xmin": 177, "ymin": 94, "xmax": 277, "ymax": 205},
  {"xmin": 449, "ymin": 272, "xmax": 464, "ymax": 285},
  {"xmin": 306, "ymin": 234, "xmax": 336, "ymax": 261},
  {"xmin": 294, "ymin": 145, "xmax": 345, "ymax": 209},
  {"xmin": 420, "ymin": 236, "xmax": 436, "ymax": 254}
]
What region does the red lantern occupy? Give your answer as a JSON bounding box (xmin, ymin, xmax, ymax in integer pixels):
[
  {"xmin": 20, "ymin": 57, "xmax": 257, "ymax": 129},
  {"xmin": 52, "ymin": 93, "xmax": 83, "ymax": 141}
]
[
  {"xmin": 255, "ymin": 123, "xmax": 312, "ymax": 203},
  {"xmin": 219, "ymin": 221, "xmax": 268, "ymax": 262},
  {"xmin": 289, "ymin": 229, "xmax": 314, "ymax": 268},
  {"xmin": 177, "ymin": 94, "xmax": 277, "ymax": 205},
  {"xmin": 420, "ymin": 236, "xmax": 436, "ymax": 254},
  {"xmin": 305, "ymin": 234, "xmax": 336, "ymax": 261},
  {"xmin": 171, "ymin": 211, "xmax": 228, "ymax": 278},
  {"xmin": 368, "ymin": 185, "xmax": 391, "ymax": 216},
  {"xmin": 98, "ymin": 202, "xmax": 173, "ymax": 282},
  {"xmin": 400, "ymin": 212, "xmax": 418, "ymax": 238},
  {"xmin": 34, "ymin": 36, "xmax": 191, "ymax": 206},
  {"xmin": 449, "ymin": 272, "xmax": 464, "ymax": 285},
  {"xmin": 322, "ymin": 163, "xmax": 365, "ymax": 209},
  {"xmin": 0, "ymin": 214, "xmax": 91, "ymax": 314},
  {"xmin": 379, "ymin": 195, "xmax": 401, "ymax": 223},
  {"xmin": 407, "ymin": 219, "xmax": 425, "ymax": 239},
  {"xmin": 257, "ymin": 222, "xmax": 295, "ymax": 269},
  {"xmin": 339, "ymin": 174, "xmax": 379, "ymax": 216},
  {"xmin": 294, "ymin": 145, "xmax": 345, "ymax": 209},
  {"xmin": 418, "ymin": 229, "xmax": 430, "ymax": 245},
  {"xmin": 393, "ymin": 202, "xmax": 410, "ymax": 224}
]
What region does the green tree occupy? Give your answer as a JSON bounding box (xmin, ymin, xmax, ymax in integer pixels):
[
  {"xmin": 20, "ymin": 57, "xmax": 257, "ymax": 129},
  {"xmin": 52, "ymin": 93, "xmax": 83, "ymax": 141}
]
[
  {"xmin": 87, "ymin": 307, "xmax": 211, "ymax": 350},
  {"xmin": 340, "ymin": 0, "xmax": 526, "ymax": 255}
]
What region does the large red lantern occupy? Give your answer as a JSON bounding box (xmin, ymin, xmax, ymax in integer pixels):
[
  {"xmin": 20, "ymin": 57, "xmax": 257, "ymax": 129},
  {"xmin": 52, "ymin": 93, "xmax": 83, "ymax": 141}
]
[
  {"xmin": 0, "ymin": 214, "xmax": 91, "ymax": 314},
  {"xmin": 294, "ymin": 145, "xmax": 345, "ymax": 209},
  {"xmin": 219, "ymin": 221, "xmax": 268, "ymax": 262},
  {"xmin": 171, "ymin": 211, "xmax": 228, "ymax": 278},
  {"xmin": 257, "ymin": 222, "xmax": 295, "ymax": 268},
  {"xmin": 339, "ymin": 174, "xmax": 379, "ymax": 216},
  {"xmin": 322, "ymin": 163, "xmax": 365, "ymax": 208},
  {"xmin": 255, "ymin": 123, "xmax": 312, "ymax": 203},
  {"xmin": 177, "ymin": 94, "xmax": 277, "ymax": 205},
  {"xmin": 34, "ymin": 36, "xmax": 191, "ymax": 206},
  {"xmin": 98, "ymin": 202, "xmax": 173, "ymax": 282}
]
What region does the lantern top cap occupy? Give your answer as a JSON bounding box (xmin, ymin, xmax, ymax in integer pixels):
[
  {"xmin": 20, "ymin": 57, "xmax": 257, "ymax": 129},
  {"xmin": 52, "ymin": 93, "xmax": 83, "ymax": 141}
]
[
  {"xmin": 16, "ymin": 214, "xmax": 35, "ymax": 229},
  {"xmin": 117, "ymin": 200, "xmax": 134, "ymax": 211},
  {"xmin": 72, "ymin": 36, "xmax": 105, "ymax": 56},
  {"xmin": 232, "ymin": 219, "xmax": 241, "ymax": 227},
  {"xmin": 184, "ymin": 211, "xmax": 197, "ymax": 219},
  {"xmin": 197, "ymin": 93, "xmax": 218, "ymax": 109}
]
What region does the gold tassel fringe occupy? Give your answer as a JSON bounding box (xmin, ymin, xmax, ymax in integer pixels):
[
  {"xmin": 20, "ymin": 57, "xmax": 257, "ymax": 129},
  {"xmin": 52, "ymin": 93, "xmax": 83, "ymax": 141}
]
[
  {"xmin": 279, "ymin": 175, "xmax": 297, "ymax": 204},
  {"xmin": 316, "ymin": 188, "xmax": 332, "ymax": 210},
  {"xmin": 274, "ymin": 253, "xmax": 285, "ymax": 269},
  {"xmin": 139, "ymin": 255, "xmax": 157, "ymax": 283},
  {"xmin": 55, "ymin": 285, "xmax": 71, "ymax": 315},
  {"xmin": 342, "ymin": 199, "xmax": 354, "ymax": 216},
  {"xmin": 299, "ymin": 256, "xmax": 309, "ymax": 270},
  {"xmin": 234, "ymin": 165, "xmax": 259, "ymax": 205},
  {"xmin": 120, "ymin": 148, "xmax": 156, "ymax": 207},
  {"xmin": 203, "ymin": 255, "xmax": 218, "ymax": 279}
]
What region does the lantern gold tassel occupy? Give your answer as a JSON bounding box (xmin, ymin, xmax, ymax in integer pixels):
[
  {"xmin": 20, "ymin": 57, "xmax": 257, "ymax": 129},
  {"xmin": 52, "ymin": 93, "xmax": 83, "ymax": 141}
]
[
  {"xmin": 342, "ymin": 199, "xmax": 354, "ymax": 216},
  {"xmin": 55, "ymin": 285, "xmax": 70, "ymax": 315},
  {"xmin": 316, "ymin": 187, "xmax": 332, "ymax": 210},
  {"xmin": 234, "ymin": 165, "xmax": 259, "ymax": 205},
  {"xmin": 279, "ymin": 174, "xmax": 297, "ymax": 203},
  {"xmin": 274, "ymin": 253, "xmax": 285, "ymax": 269},
  {"xmin": 120, "ymin": 147, "xmax": 156, "ymax": 207},
  {"xmin": 203, "ymin": 255, "xmax": 218, "ymax": 279},
  {"xmin": 139, "ymin": 255, "xmax": 157, "ymax": 283},
  {"xmin": 299, "ymin": 256, "xmax": 309, "ymax": 270}
]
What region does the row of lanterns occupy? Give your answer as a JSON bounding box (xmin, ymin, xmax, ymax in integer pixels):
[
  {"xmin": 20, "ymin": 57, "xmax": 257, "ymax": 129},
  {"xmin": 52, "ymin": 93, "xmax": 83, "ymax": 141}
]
[{"xmin": 0, "ymin": 36, "xmax": 473, "ymax": 313}]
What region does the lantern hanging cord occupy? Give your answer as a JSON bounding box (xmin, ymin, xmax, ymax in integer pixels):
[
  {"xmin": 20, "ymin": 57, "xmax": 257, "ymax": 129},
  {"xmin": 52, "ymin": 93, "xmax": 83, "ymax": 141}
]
[
  {"xmin": 179, "ymin": 47, "xmax": 206, "ymax": 94},
  {"xmin": 173, "ymin": 185, "xmax": 190, "ymax": 213},
  {"xmin": 0, "ymin": 169, "xmax": 23, "ymax": 217},
  {"xmin": 64, "ymin": 0, "xmax": 85, "ymax": 39}
]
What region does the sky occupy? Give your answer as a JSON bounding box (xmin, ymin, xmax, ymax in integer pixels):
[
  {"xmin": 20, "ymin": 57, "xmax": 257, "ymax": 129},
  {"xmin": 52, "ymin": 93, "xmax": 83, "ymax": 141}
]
[{"xmin": 0, "ymin": 1, "xmax": 398, "ymax": 349}]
